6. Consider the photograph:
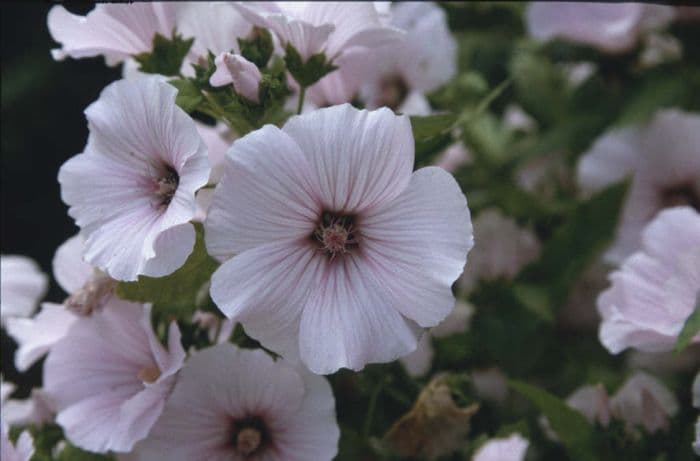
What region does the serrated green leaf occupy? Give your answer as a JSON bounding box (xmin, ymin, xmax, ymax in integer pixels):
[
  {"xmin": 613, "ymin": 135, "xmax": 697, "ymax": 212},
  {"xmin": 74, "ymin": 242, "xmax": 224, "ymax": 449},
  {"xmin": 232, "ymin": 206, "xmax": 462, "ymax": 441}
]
[
  {"xmin": 675, "ymin": 302, "xmax": 700, "ymax": 353},
  {"xmin": 510, "ymin": 380, "xmax": 595, "ymax": 461},
  {"xmin": 169, "ymin": 78, "xmax": 203, "ymax": 113},
  {"xmin": 134, "ymin": 31, "xmax": 194, "ymax": 76},
  {"xmin": 238, "ymin": 27, "xmax": 274, "ymax": 68},
  {"xmin": 284, "ymin": 43, "xmax": 337, "ymax": 87},
  {"xmin": 116, "ymin": 223, "xmax": 219, "ymax": 317}
]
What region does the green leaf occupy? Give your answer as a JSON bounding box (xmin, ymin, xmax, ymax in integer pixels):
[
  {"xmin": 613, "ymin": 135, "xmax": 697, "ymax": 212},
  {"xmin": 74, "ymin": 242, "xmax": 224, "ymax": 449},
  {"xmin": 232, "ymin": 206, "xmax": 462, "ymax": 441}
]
[
  {"xmin": 284, "ymin": 43, "xmax": 337, "ymax": 87},
  {"xmin": 238, "ymin": 27, "xmax": 274, "ymax": 68},
  {"xmin": 517, "ymin": 181, "xmax": 628, "ymax": 313},
  {"xmin": 675, "ymin": 302, "xmax": 700, "ymax": 353},
  {"xmin": 55, "ymin": 445, "xmax": 115, "ymax": 461},
  {"xmin": 510, "ymin": 380, "xmax": 595, "ymax": 461},
  {"xmin": 169, "ymin": 78, "xmax": 203, "ymax": 113},
  {"xmin": 134, "ymin": 31, "xmax": 194, "ymax": 76},
  {"xmin": 116, "ymin": 223, "xmax": 219, "ymax": 317},
  {"xmin": 410, "ymin": 113, "xmax": 457, "ymax": 140}
]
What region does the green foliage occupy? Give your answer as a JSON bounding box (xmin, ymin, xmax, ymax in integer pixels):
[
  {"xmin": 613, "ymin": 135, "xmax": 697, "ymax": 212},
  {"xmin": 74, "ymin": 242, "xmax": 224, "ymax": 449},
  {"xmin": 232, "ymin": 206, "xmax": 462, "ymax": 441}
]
[
  {"xmin": 116, "ymin": 223, "xmax": 219, "ymax": 317},
  {"xmin": 675, "ymin": 303, "xmax": 700, "ymax": 353},
  {"xmin": 169, "ymin": 78, "xmax": 203, "ymax": 113},
  {"xmin": 284, "ymin": 43, "xmax": 337, "ymax": 88},
  {"xmin": 238, "ymin": 27, "xmax": 274, "ymax": 68},
  {"xmin": 134, "ymin": 31, "xmax": 194, "ymax": 76},
  {"xmin": 510, "ymin": 380, "xmax": 595, "ymax": 461}
]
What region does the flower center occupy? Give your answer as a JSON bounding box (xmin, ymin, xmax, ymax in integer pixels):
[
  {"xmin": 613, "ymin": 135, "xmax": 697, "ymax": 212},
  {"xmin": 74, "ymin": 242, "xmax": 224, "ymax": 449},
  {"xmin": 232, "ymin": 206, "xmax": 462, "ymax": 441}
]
[
  {"xmin": 230, "ymin": 417, "xmax": 268, "ymax": 457},
  {"xmin": 660, "ymin": 182, "xmax": 700, "ymax": 211},
  {"xmin": 313, "ymin": 212, "xmax": 357, "ymax": 259},
  {"xmin": 137, "ymin": 366, "xmax": 161, "ymax": 384},
  {"xmin": 154, "ymin": 165, "xmax": 179, "ymax": 207},
  {"xmin": 64, "ymin": 271, "xmax": 117, "ymax": 316},
  {"xmin": 377, "ymin": 74, "xmax": 409, "ymax": 111}
]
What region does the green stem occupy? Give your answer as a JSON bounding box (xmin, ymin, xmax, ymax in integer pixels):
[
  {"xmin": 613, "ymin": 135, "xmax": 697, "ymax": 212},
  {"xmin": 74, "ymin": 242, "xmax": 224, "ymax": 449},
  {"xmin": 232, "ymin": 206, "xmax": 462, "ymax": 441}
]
[
  {"xmin": 362, "ymin": 378, "xmax": 386, "ymax": 438},
  {"xmin": 296, "ymin": 85, "xmax": 306, "ymax": 115}
]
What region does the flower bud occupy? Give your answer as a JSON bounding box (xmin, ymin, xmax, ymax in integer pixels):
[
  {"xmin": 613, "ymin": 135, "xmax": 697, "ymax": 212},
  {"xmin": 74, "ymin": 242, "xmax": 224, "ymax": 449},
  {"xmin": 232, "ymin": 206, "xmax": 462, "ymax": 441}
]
[{"xmin": 210, "ymin": 52, "xmax": 262, "ymax": 104}]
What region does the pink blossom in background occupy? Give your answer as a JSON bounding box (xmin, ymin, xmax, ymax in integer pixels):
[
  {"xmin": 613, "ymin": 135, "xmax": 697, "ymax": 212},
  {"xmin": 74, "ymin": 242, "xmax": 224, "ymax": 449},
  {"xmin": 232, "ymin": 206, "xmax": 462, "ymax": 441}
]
[
  {"xmin": 205, "ymin": 104, "xmax": 473, "ymax": 374},
  {"xmin": 58, "ymin": 77, "xmax": 210, "ymax": 281},
  {"xmin": 400, "ymin": 301, "xmax": 473, "ymax": 377},
  {"xmin": 0, "ymin": 255, "xmax": 47, "ymax": 324},
  {"xmin": 43, "ymin": 302, "xmax": 185, "ymax": 453},
  {"xmin": 527, "ymin": 2, "xmax": 675, "ymax": 53},
  {"xmin": 471, "ymin": 368, "xmax": 510, "ymax": 404},
  {"xmin": 194, "ymin": 122, "xmax": 236, "ymax": 186},
  {"xmin": 2, "ymin": 388, "xmax": 54, "ymax": 428},
  {"xmin": 47, "ymin": 3, "xmax": 178, "ymax": 65},
  {"xmin": 610, "ymin": 371, "xmax": 679, "ymax": 434},
  {"xmin": 472, "ymin": 433, "xmax": 529, "ymax": 461},
  {"xmin": 210, "ymin": 53, "xmax": 262, "ymax": 103},
  {"xmin": 577, "ymin": 108, "xmax": 700, "ymax": 263},
  {"xmin": 130, "ymin": 344, "xmax": 339, "ymax": 461},
  {"xmin": 233, "ymin": 2, "xmax": 403, "ymax": 63},
  {"xmin": 1, "ymin": 425, "xmax": 33, "ymax": 461},
  {"xmin": 459, "ymin": 208, "xmax": 540, "ymax": 294},
  {"xmin": 566, "ymin": 384, "xmax": 611, "ymax": 427},
  {"xmin": 360, "ymin": 1, "xmax": 456, "ymax": 113},
  {"xmin": 434, "ymin": 142, "xmax": 473, "ymax": 174},
  {"xmin": 598, "ymin": 207, "xmax": 700, "ymax": 354}
]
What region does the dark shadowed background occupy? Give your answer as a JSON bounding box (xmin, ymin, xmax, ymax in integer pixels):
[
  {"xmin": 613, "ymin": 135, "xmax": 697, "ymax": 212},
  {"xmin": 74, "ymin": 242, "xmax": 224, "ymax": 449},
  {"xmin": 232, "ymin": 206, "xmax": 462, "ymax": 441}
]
[{"xmin": 1, "ymin": 2, "xmax": 120, "ymax": 393}]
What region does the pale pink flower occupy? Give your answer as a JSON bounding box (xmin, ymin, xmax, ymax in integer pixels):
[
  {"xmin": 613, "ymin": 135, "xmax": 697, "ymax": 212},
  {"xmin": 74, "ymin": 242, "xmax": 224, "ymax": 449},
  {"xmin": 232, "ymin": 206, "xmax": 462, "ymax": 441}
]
[
  {"xmin": 610, "ymin": 371, "xmax": 678, "ymax": 434},
  {"xmin": 472, "ymin": 433, "xmax": 529, "ymax": 461},
  {"xmin": 306, "ymin": 48, "xmax": 377, "ymax": 107},
  {"xmin": 567, "ymin": 384, "xmax": 611, "ymax": 427},
  {"xmin": 194, "ymin": 122, "xmax": 236, "ymax": 185},
  {"xmin": 0, "ymin": 255, "xmax": 47, "ymax": 323},
  {"xmin": 210, "ymin": 53, "xmax": 262, "ymax": 103},
  {"xmin": 459, "ymin": 208, "xmax": 540, "ymax": 294},
  {"xmin": 2, "ymin": 388, "xmax": 54, "ymax": 428},
  {"xmin": 360, "ymin": 2, "xmax": 456, "ymax": 112},
  {"xmin": 578, "ymin": 109, "xmax": 700, "ymax": 262},
  {"xmin": 527, "ymin": 2, "xmax": 675, "ymax": 53},
  {"xmin": 6, "ymin": 303, "xmax": 76, "ymax": 372},
  {"xmin": 233, "ymin": 2, "xmax": 403, "ymax": 62},
  {"xmin": 58, "ymin": 77, "xmax": 210, "ymax": 281},
  {"xmin": 130, "ymin": 343, "xmax": 339, "ymax": 461},
  {"xmin": 400, "ymin": 301, "xmax": 473, "ymax": 377},
  {"xmin": 434, "ymin": 142, "xmax": 473, "ymax": 174},
  {"xmin": 598, "ymin": 206, "xmax": 700, "ymax": 354},
  {"xmin": 205, "ymin": 104, "xmax": 473, "ymax": 374},
  {"xmin": 471, "ymin": 368, "xmax": 509, "ymax": 404},
  {"xmin": 47, "ymin": 3, "xmax": 178, "ymax": 65},
  {"xmin": 503, "ymin": 104, "xmax": 537, "ymax": 133},
  {"xmin": 1, "ymin": 425, "xmax": 33, "ymax": 461},
  {"xmin": 43, "ymin": 301, "xmax": 185, "ymax": 453}
]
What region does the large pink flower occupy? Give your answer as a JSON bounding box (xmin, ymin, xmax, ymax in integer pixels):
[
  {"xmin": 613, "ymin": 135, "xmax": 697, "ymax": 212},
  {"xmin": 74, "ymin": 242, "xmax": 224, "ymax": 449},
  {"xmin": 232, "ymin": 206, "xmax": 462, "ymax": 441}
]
[
  {"xmin": 130, "ymin": 343, "xmax": 339, "ymax": 461},
  {"xmin": 47, "ymin": 3, "xmax": 178, "ymax": 65},
  {"xmin": 598, "ymin": 206, "xmax": 700, "ymax": 354},
  {"xmin": 578, "ymin": 109, "xmax": 700, "ymax": 262},
  {"xmin": 233, "ymin": 2, "xmax": 402, "ymax": 62},
  {"xmin": 205, "ymin": 104, "xmax": 473, "ymax": 374},
  {"xmin": 0, "ymin": 255, "xmax": 47, "ymax": 324},
  {"xmin": 43, "ymin": 301, "xmax": 185, "ymax": 453},
  {"xmin": 359, "ymin": 1, "xmax": 456, "ymax": 113},
  {"xmin": 58, "ymin": 77, "xmax": 210, "ymax": 281},
  {"xmin": 527, "ymin": 2, "xmax": 675, "ymax": 53}
]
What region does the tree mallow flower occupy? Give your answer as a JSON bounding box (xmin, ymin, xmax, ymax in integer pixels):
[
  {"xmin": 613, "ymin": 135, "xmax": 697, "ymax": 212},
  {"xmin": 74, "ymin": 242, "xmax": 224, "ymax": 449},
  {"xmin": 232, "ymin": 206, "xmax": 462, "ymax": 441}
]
[
  {"xmin": 578, "ymin": 109, "xmax": 700, "ymax": 263},
  {"xmin": 233, "ymin": 2, "xmax": 403, "ymax": 63},
  {"xmin": 47, "ymin": 3, "xmax": 178, "ymax": 65},
  {"xmin": 459, "ymin": 208, "xmax": 540, "ymax": 294},
  {"xmin": 1, "ymin": 425, "xmax": 33, "ymax": 461},
  {"xmin": 472, "ymin": 433, "xmax": 529, "ymax": 461},
  {"xmin": 527, "ymin": 2, "xmax": 675, "ymax": 53},
  {"xmin": 610, "ymin": 371, "xmax": 679, "ymax": 434},
  {"xmin": 205, "ymin": 104, "xmax": 473, "ymax": 374},
  {"xmin": 0, "ymin": 255, "xmax": 47, "ymax": 324},
  {"xmin": 210, "ymin": 53, "xmax": 262, "ymax": 103},
  {"xmin": 566, "ymin": 384, "xmax": 611, "ymax": 427},
  {"xmin": 43, "ymin": 302, "xmax": 185, "ymax": 453},
  {"xmin": 130, "ymin": 343, "xmax": 339, "ymax": 461},
  {"xmin": 2, "ymin": 388, "xmax": 53, "ymax": 429},
  {"xmin": 58, "ymin": 77, "xmax": 210, "ymax": 281},
  {"xmin": 400, "ymin": 301, "xmax": 473, "ymax": 377},
  {"xmin": 598, "ymin": 206, "xmax": 700, "ymax": 354},
  {"xmin": 360, "ymin": 1, "xmax": 456, "ymax": 113}
]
